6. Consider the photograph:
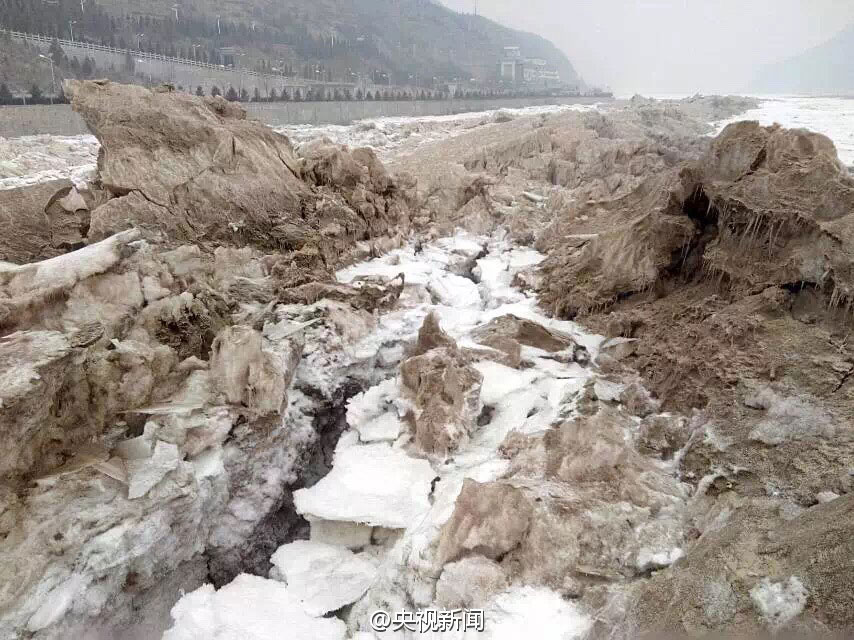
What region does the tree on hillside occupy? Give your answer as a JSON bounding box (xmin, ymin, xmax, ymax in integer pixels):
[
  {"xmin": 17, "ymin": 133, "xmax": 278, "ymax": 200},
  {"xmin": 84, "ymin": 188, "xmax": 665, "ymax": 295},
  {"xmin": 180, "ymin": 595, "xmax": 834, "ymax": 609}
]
[
  {"xmin": 281, "ymin": 88, "xmax": 290, "ymax": 102},
  {"xmin": 81, "ymin": 57, "xmax": 94, "ymax": 77},
  {"xmin": 252, "ymin": 87, "xmax": 261, "ymax": 102},
  {"xmin": 355, "ymin": 88, "xmax": 363, "ymax": 100},
  {"xmin": 30, "ymin": 84, "xmax": 44, "ymax": 104},
  {"xmin": 268, "ymin": 88, "xmax": 278, "ymax": 102},
  {"xmin": 49, "ymin": 39, "xmax": 63, "ymax": 66},
  {"xmin": 0, "ymin": 83, "xmax": 13, "ymax": 105},
  {"xmin": 210, "ymin": 85, "xmax": 221, "ymax": 97},
  {"xmin": 225, "ymin": 86, "xmax": 239, "ymax": 101},
  {"xmin": 196, "ymin": 86, "xmax": 204, "ymax": 97},
  {"xmin": 239, "ymin": 88, "xmax": 249, "ymax": 102},
  {"xmin": 293, "ymin": 88, "xmax": 302, "ymax": 102}
]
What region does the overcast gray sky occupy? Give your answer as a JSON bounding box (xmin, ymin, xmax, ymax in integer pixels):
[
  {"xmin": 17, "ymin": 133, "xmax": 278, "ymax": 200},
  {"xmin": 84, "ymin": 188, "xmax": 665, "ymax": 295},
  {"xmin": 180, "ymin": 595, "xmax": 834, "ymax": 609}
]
[{"xmin": 440, "ymin": 0, "xmax": 854, "ymax": 94}]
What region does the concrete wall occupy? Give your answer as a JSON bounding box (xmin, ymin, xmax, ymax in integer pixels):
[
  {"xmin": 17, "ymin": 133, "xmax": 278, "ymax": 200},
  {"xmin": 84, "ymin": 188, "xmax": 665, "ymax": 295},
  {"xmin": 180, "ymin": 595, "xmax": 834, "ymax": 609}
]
[{"xmin": 0, "ymin": 97, "xmax": 607, "ymax": 138}]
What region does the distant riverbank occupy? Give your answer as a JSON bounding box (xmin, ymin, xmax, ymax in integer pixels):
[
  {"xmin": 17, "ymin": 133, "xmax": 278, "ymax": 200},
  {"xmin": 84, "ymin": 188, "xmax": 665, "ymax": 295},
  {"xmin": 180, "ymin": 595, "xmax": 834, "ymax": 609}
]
[{"xmin": 0, "ymin": 95, "xmax": 610, "ymax": 138}]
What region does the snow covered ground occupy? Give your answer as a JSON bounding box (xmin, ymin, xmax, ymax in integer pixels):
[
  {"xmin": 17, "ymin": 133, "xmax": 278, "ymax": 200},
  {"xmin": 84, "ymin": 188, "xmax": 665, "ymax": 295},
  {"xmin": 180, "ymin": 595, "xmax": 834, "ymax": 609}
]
[{"xmin": 162, "ymin": 229, "xmax": 607, "ymax": 639}]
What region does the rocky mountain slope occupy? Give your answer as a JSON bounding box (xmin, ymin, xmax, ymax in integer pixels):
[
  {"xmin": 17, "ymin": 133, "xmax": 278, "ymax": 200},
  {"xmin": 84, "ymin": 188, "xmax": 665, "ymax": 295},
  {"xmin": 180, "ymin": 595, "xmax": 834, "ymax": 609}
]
[
  {"xmin": 1, "ymin": 84, "xmax": 853, "ymax": 639},
  {"xmin": 754, "ymin": 23, "xmax": 854, "ymax": 93}
]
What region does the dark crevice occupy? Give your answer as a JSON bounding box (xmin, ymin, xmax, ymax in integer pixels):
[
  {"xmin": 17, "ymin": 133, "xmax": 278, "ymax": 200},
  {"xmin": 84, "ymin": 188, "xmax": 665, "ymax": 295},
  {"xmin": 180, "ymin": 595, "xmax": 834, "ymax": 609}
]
[
  {"xmin": 781, "ymin": 281, "xmax": 819, "ymax": 293},
  {"xmin": 205, "ymin": 378, "xmax": 364, "ymax": 588},
  {"xmin": 661, "ymin": 186, "xmax": 720, "ymax": 282}
]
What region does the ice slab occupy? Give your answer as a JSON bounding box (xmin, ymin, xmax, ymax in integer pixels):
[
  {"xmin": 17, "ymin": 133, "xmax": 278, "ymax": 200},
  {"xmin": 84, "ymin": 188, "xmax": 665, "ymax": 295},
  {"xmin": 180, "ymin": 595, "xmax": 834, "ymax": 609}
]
[
  {"xmin": 293, "ymin": 443, "xmax": 435, "ymax": 528},
  {"xmin": 163, "ymin": 574, "xmax": 346, "ymax": 640},
  {"xmin": 269, "ymin": 540, "xmax": 377, "ymax": 615}
]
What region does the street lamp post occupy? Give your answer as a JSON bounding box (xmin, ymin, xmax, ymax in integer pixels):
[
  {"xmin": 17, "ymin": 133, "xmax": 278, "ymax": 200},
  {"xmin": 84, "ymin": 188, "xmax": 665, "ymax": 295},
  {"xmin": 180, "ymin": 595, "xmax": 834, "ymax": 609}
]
[
  {"xmin": 137, "ymin": 59, "xmax": 151, "ymax": 84},
  {"xmin": 38, "ymin": 55, "xmax": 56, "ymax": 104}
]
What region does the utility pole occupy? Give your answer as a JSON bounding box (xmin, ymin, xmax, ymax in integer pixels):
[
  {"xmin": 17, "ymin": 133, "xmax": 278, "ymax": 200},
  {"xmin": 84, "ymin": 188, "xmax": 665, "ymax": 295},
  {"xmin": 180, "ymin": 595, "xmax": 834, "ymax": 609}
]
[
  {"xmin": 39, "ymin": 54, "xmax": 56, "ymax": 104},
  {"xmin": 69, "ymin": 20, "xmax": 76, "ymax": 42},
  {"xmin": 137, "ymin": 33, "xmax": 144, "ymax": 50}
]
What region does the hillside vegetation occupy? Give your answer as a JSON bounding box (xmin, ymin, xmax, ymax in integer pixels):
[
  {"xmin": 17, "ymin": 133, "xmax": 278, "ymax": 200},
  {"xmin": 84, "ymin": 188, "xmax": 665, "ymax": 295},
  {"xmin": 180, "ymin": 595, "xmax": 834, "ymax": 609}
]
[{"xmin": 0, "ymin": 0, "xmax": 582, "ymax": 88}]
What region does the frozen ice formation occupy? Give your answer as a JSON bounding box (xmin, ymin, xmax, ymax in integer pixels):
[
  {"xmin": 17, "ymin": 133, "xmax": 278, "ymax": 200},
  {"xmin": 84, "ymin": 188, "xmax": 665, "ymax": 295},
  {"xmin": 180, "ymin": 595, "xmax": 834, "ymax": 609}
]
[
  {"xmin": 7, "ymin": 84, "xmax": 850, "ymax": 639},
  {"xmin": 269, "ymin": 540, "xmax": 377, "ymax": 615},
  {"xmin": 293, "ymin": 443, "xmax": 436, "ymax": 528},
  {"xmin": 162, "ymin": 574, "xmax": 347, "ymax": 640}
]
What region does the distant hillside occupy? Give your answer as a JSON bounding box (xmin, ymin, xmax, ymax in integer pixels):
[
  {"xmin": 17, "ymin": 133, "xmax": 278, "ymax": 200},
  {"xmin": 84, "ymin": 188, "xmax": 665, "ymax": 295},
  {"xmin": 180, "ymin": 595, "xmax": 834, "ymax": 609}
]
[
  {"xmin": 754, "ymin": 23, "xmax": 854, "ymax": 94},
  {"xmin": 0, "ymin": 0, "xmax": 582, "ymax": 88}
]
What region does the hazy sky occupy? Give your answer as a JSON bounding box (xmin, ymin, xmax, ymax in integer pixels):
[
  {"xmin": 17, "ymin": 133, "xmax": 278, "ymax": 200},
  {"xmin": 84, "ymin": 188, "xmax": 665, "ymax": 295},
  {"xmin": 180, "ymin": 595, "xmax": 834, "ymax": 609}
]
[{"xmin": 440, "ymin": 0, "xmax": 854, "ymax": 94}]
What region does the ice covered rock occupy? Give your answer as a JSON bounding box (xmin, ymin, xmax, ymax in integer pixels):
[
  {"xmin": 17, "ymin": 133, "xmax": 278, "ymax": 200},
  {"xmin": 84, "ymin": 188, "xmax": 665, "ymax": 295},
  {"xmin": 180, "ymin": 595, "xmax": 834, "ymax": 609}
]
[
  {"xmin": 435, "ymin": 556, "xmax": 509, "ymax": 609},
  {"xmin": 401, "ymin": 347, "xmax": 483, "ymax": 456},
  {"xmin": 163, "ymin": 574, "xmax": 347, "ymax": 640},
  {"xmin": 293, "ymin": 443, "xmax": 435, "ymax": 529},
  {"xmin": 399, "ymin": 313, "xmax": 484, "ymax": 456},
  {"xmin": 126, "ymin": 440, "xmax": 182, "ymax": 500},
  {"xmin": 410, "ymin": 311, "xmax": 456, "ymax": 357},
  {"xmin": 0, "ymin": 330, "xmax": 77, "ymax": 479},
  {"xmin": 471, "ymin": 314, "xmax": 577, "ymax": 354},
  {"xmin": 593, "ymin": 379, "xmax": 625, "ymax": 404},
  {"xmin": 269, "ymin": 540, "xmax": 377, "ymax": 615},
  {"xmin": 25, "ymin": 575, "xmax": 89, "ymax": 632},
  {"xmin": 436, "ymin": 479, "xmax": 533, "ymax": 565},
  {"xmin": 0, "ymin": 179, "xmax": 88, "ymax": 264},
  {"xmin": 209, "ymin": 325, "xmax": 301, "ymax": 416}
]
